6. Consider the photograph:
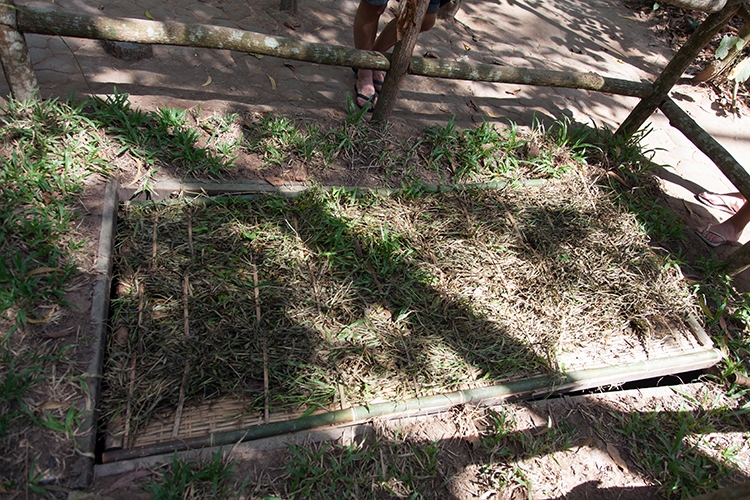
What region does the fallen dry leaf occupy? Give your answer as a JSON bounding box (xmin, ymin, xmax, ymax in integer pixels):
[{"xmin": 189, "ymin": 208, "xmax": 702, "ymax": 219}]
[
  {"xmin": 697, "ymin": 295, "xmax": 714, "ymax": 320},
  {"xmin": 268, "ymin": 75, "xmax": 277, "ymax": 90},
  {"xmin": 283, "ymin": 62, "xmax": 295, "ymax": 71},
  {"xmin": 719, "ymin": 316, "xmax": 728, "ymax": 331},
  {"xmin": 463, "ymin": 43, "xmax": 471, "ymax": 51},
  {"xmin": 606, "ymin": 443, "xmax": 628, "ymax": 470},
  {"xmin": 201, "ymin": 74, "xmax": 212, "ymax": 87},
  {"xmin": 27, "ymin": 267, "xmax": 60, "ymax": 277},
  {"xmin": 506, "ymin": 88, "xmax": 521, "ymax": 96},
  {"xmin": 265, "ymin": 176, "xmax": 284, "ymax": 187},
  {"xmin": 605, "ymin": 170, "xmax": 628, "ymax": 187},
  {"xmin": 38, "ymin": 401, "xmax": 73, "ymax": 411},
  {"xmin": 424, "ymin": 51, "xmax": 438, "ymax": 59},
  {"xmin": 682, "ymin": 198, "xmax": 694, "ymax": 217},
  {"xmin": 27, "ymin": 305, "xmax": 57, "ymax": 324},
  {"xmin": 252, "ymin": 54, "xmax": 264, "ymax": 59},
  {"xmin": 312, "ymin": 26, "xmax": 323, "ymax": 31},
  {"xmin": 145, "ymin": 10, "xmax": 154, "ymax": 19},
  {"xmin": 284, "ymin": 21, "xmax": 297, "ymax": 30}
]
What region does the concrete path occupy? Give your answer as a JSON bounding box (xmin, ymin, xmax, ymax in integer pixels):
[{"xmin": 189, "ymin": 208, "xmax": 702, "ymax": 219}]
[{"xmin": 6, "ymin": 0, "xmax": 750, "ymax": 253}]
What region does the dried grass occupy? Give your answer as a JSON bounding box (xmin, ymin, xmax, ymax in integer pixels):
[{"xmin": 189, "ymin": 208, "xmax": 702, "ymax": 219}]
[{"xmin": 102, "ymin": 166, "xmax": 695, "ymax": 444}]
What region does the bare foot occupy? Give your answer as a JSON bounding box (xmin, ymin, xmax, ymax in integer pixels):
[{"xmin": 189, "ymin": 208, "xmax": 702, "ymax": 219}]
[
  {"xmin": 355, "ymin": 69, "xmax": 378, "ymax": 109},
  {"xmin": 696, "ymin": 191, "xmax": 746, "ymax": 214},
  {"xmin": 697, "ymin": 222, "xmax": 740, "ymax": 246},
  {"xmin": 373, "ymin": 70, "xmax": 385, "ymax": 92}
]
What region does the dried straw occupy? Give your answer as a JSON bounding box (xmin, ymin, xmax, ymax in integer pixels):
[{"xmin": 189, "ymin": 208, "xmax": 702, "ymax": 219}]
[{"xmin": 102, "ymin": 170, "xmax": 697, "ymax": 445}]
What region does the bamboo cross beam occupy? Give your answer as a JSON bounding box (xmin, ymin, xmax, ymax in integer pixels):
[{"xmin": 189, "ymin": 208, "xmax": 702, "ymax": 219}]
[
  {"xmin": 15, "ymin": 6, "xmax": 651, "ymax": 98},
  {"xmin": 659, "ymin": 98, "xmax": 750, "ymax": 201}
]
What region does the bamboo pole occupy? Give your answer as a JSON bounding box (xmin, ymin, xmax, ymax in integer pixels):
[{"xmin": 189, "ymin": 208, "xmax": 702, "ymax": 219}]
[
  {"xmin": 15, "ymin": 6, "xmax": 651, "ymax": 98},
  {"xmin": 0, "ymin": 0, "xmax": 38, "ymax": 100},
  {"xmin": 616, "ymin": 0, "xmax": 742, "ymax": 138},
  {"xmin": 100, "ymin": 348, "xmax": 723, "ymax": 463},
  {"xmin": 692, "ymin": 19, "xmax": 750, "ymax": 83},
  {"xmin": 372, "ymin": 0, "xmax": 431, "ymax": 123},
  {"xmin": 659, "ymin": 97, "xmax": 750, "ymax": 201}
]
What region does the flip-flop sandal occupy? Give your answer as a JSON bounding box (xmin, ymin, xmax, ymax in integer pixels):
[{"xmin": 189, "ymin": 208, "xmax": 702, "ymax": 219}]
[
  {"xmin": 696, "ymin": 224, "xmax": 730, "ymax": 248},
  {"xmin": 353, "ymin": 67, "xmax": 384, "ymax": 92},
  {"xmin": 354, "ymin": 84, "xmax": 377, "ymax": 112},
  {"xmin": 696, "ymin": 191, "xmax": 740, "ymax": 214}
]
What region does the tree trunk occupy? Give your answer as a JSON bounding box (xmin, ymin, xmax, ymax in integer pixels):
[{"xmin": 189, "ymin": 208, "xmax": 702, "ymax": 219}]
[
  {"xmin": 372, "ymin": 0, "xmax": 431, "ymax": 123},
  {"xmin": 279, "ymin": 0, "xmax": 297, "ymax": 14},
  {"xmin": 692, "ymin": 20, "xmax": 750, "ymax": 83},
  {"xmin": 616, "ymin": 0, "xmax": 742, "ymax": 138},
  {"xmin": 0, "ymin": 0, "xmax": 38, "ymax": 100}
]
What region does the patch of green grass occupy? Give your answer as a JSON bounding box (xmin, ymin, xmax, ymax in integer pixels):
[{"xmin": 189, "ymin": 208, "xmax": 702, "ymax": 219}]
[
  {"xmin": 281, "ymin": 435, "xmax": 448, "ymax": 499},
  {"xmin": 0, "ymin": 348, "xmax": 44, "ymax": 439},
  {"xmin": 423, "ymin": 115, "xmax": 592, "ymax": 182},
  {"xmin": 615, "ymin": 407, "xmax": 742, "ymax": 498},
  {"xmin": 87, "ymin": 89, "xmax": 236, "ymax": 178},
  {"xmin": 0, "ymin": 97, "xmax": 108, "ymax": 324},
  {"xmin": 424, "ymin": 116, "xmax": 509, "ymax": 181},
  {"xmin": 148, "ymin": 451, "xmax": 240, "ymax": 500}
]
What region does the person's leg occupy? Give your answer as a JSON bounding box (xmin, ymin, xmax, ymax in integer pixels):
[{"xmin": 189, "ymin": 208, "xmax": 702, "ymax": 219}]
[
  {"xmin": 698, "ymin": 201, "xmax": 750, "ymax": 245},
  {"xmin": 373, "ymin": 12, "xmax": 438, "ymax": 52},
  {"xmin": 353, "ymin": 0, "xmax": 388, "ymax": 108},
  {"xmin": 371, "ymin": 12, "xmax": 438, "ymax": 89}
]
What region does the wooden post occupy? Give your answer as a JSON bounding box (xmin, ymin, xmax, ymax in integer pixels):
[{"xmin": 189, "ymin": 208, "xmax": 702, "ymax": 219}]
[
  {"xmin": 616, "ymin": 0, "xmax": 741, "ymax": 138},
  {"xmin": 0, "ymin": 0, "xmax": 38, "ymax": 100},
  {"xmin": 372, "ymin": 0, "xmax": 431, "ymax": 123},
  {"xmin": 725, "ymin": 243, "xmax": 750, "ymax": 276}
]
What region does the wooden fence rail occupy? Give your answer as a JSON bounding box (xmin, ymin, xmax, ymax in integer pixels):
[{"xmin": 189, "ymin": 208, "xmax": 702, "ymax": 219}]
[{"xmin": 10, "ymin": 5, "xmax": 651, "ymax": 97}]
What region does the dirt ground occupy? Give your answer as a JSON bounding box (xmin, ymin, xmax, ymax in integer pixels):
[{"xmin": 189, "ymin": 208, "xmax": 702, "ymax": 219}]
[{"xmin": 88, "ymin": 382, "xmax": 750, "ymax": 499}]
